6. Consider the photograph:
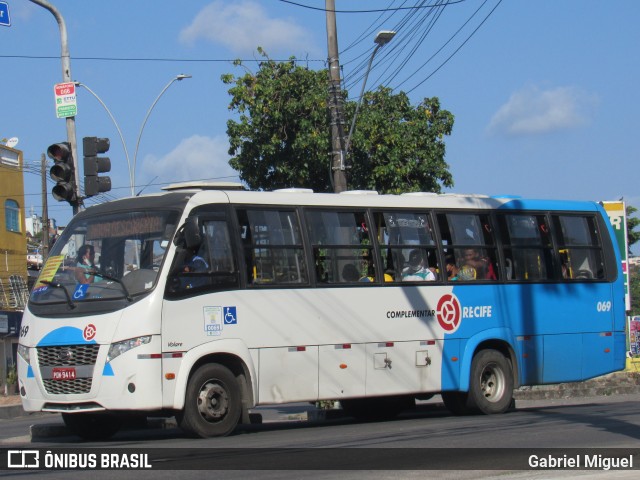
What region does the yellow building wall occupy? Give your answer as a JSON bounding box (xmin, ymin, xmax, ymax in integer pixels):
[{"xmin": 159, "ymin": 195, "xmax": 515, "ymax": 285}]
[{"xmin": 0, "ymin": 145, "xmax": 28, "ymax": 311}]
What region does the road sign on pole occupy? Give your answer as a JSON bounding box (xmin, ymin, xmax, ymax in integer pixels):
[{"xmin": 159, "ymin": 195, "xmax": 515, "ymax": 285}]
[
  {"xmin": 0, "ymin": 2, "xmax": 11, "ymax": 27},
  {"xmin": 54, "ymin": 82, "xmax": 77, "ymax": 118}
]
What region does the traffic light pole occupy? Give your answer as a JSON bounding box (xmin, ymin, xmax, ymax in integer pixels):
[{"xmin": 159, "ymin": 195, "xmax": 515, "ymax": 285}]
[{"xmin": 29, "ymin": 0, "xmax": 80, "ymax": 214}]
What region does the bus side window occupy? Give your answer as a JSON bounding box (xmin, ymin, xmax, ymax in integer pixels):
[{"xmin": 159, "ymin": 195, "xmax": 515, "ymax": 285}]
[
  {"xmin": 438, "ymin": 213, "xmax": 498, "ymax": 281},
  {"xmin": 166, "ymin": 214, "xmax": 239, "ymax": 296},
  {"xmin": 553, "ymin": 215, "xmax": 604, "ymax": 280},
  {"xmin": 237, "ymin": 209, "xmax": 308, "ymax": 286},
  {"xmin": 306, "ymin": 210, "xmax": 374, "ymax": 284},
  {"xmin": 373, "ymin": 211, "xmax": 439, "ymax": 283},
  {"xmin": 497, "ymin": 214, "xmax": 553, "ymax": 281}
]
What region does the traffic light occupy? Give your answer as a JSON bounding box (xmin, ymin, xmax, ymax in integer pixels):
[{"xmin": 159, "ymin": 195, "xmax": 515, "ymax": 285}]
[
  {"xmin": 83, "ymin": 136, "xmax": 111, "ymax": 197},
  {"xmin": 47, "ymin": 142, "xmax": 78, "ymax": 205}
]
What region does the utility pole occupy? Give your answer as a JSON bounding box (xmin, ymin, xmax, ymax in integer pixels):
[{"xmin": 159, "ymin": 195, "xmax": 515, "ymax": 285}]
[
  {"xmin": 326, "ymin": 0, "xmax": 347, "ymax": 193},
  {"xmin": 41, "ymin": 154, "xmax": 50, "ymax": 258},
  {"xmin": 29, "ymin": 0, "xmax": 80, "ymax": 215}
]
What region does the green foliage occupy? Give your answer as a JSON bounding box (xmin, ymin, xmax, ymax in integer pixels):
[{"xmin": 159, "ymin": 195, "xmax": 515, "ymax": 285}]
[
  {"xmin": 347, "ymin": 88, "xmax": 454, "ymax": 194},
  {"xmin": 223, "ymin": 50, "xmax": 331, "ymax": 191},
  {"xmin": 222, "ymin": 50, "xmax": 454, "ymax": 193},
  {"xmin": 627, "ymin": 205, "xmax": 640, "ymax": 251},
  {"xmin": 6, "ymin": 365, "xmax": 17, "ymax": 385}
]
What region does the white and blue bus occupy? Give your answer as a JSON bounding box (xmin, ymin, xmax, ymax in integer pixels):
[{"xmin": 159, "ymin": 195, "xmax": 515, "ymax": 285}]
[{"xmin": 17, "ymin": 183, "xmax": 626, "ymax": 439}]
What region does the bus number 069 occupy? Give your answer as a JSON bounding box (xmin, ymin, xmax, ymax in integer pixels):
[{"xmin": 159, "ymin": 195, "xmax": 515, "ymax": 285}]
[{"xmin": 596, "ymin": 301, "xmax": 612, "ymax": 312}]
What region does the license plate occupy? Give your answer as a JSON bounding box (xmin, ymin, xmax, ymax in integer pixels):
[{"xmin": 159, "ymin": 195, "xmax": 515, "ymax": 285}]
[{"xmin": 52, "ymin": 367, "xmax": 76, "ymax": 380}]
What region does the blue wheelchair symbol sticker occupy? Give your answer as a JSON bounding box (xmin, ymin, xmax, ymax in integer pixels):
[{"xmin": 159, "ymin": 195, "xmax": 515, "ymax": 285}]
[
  {"xmin": 224, "ymin": 307, "xmax": 237, "ymax": 324},
  {"xmin": 73, "ymin": 284, "xmax": 89, "ymax": 300}
]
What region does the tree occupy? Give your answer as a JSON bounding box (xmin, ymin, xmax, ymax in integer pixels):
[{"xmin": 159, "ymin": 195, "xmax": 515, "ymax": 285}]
[
  {"xmin": 627, "ymin": 205, "xmax": 640, "ymax": 252},
  {"xmin": 222, "ymin": 50, "xmax": 454, "ymax": 193},
  {"xmin": 347, "ymin": 87, "xmax": 453, "ymax": 194}
]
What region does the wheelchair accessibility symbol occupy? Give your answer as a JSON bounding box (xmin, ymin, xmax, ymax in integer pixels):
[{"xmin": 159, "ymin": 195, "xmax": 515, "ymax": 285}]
[
  {"xmin": 224, "ymin": 307, "xmax": 237, "ymax": 324},
  {"xmin": 73, "ymin": 284, "xmax": 89, "ymax": 300}
]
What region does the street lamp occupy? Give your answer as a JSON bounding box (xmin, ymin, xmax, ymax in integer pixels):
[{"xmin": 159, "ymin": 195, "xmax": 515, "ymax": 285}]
[
  {"xmin": 132, "ymin": 74, "xmax": 192, "ymax": 195},
  {"xmin": 74, "ymin": 82, "xmax": 133, "ymax": 195},
  {"xmin": 344, "ymin": 30, "xmax": 396, "ymax": 155}
]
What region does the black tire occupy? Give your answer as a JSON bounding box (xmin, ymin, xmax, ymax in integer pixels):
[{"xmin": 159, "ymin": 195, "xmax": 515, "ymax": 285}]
[
  {"xmin": 177, "ymin": 363, "xmax": 241, "ymax": 438},
  {"xmin": 62, "ymin": 412, "xmax": 123, "ymax": 441},
  {"xmin": 341, "ymin": 395, "xmax": 414, "ymax": 421},
  {"xmin": 468, "ymin": 349, "xmax": 514, "ymax": 414},
  {"xmin": 441, "ymin": 391, "xmax": 473, "ymax": 416}
]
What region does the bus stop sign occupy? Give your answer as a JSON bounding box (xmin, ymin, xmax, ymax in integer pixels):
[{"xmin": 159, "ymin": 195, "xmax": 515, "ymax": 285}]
[
  {"xmin": 0, "ymin": 2, "xmax": 11, "ymax": 27},
  {"xmin": 54, "ymin": 82, "xmax": 77, "ymax": 118}
]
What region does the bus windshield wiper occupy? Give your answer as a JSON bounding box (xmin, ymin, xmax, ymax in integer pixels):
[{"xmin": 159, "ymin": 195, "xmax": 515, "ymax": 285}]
[
  {"xmin": 89, "ymin": 270, "xmax": 133, "ymax": 302},
  {"xmin": 40, "ymin": 280, "xmax": 76, "ymax": 309}
]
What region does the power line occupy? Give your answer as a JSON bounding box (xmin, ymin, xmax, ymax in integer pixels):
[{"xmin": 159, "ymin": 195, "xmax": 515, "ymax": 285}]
[
  {"xmin": 0, "ymin": 54, "xmax": 325, "ymax": 63},
  {"xmin": 340, "ymin": 0, "xmax": 404, "ymax": 55},
  {"xmin": 344, "ymin": 0, "xmax": 446, "ymax": 92},
  {"xmin": 405, "ymin": 0, "xmax": 502, "ymax": 93},
  {"xmin": 339, "ymin": 0, "xmax": 503, "ymax": 98},
  {"xmin": 277, "ymin": 0, "xmax": 467, "ymax": 13}
]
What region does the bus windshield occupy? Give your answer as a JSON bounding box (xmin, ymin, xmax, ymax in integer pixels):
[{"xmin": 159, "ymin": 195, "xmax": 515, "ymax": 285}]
[{"xmin": 30, "ymin": 209, "xmax": 180, "ymax": 308}]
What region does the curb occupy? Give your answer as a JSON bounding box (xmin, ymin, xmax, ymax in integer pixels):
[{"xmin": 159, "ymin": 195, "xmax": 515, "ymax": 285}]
[
  {"xmin": 0, "ymin": 404, "xmax": 26, "ymax": 421},
  {"xmin": 513, "ymin": 371, "xmax": 640, "ymax": 400}
]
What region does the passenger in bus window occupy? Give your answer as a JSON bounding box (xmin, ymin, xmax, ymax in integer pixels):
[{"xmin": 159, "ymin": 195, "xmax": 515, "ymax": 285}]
[
  {"xmin": 402, "ymin": 249, "xmax": 436, "ymax": 281},
  {"xmin": 460, "ymin": 248, "xmax": 496, "ymax": 280},
  {"xmin": 561, "ymin": 262, "xmax": 570, "ymax": 279},
  {"xmin": 445, "ymin": 255, "xmax": 459, "ymax": 281},
  {"xmin": 342, "ymin": 263, "xmax": 360, "ymax": 282},
  {"xmin": 75, "ymin": 245, "xmax": 97, "ymax": 284}
]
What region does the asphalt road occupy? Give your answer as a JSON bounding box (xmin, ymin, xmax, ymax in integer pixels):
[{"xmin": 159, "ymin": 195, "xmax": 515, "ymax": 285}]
[{"xmin": 1, "ymin": 394, "xmax": 639, "ymax": 478}]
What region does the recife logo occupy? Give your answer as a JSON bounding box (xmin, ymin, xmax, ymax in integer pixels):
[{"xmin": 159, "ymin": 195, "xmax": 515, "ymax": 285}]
[
  {"xmin": 436, "ymin": 293, "xmax": 494, "ymax": 334},
  {"xmin": 83, "ymin": 324, "xmax": 97, "ymax": 341},
  {"xmin": 436, "ymin": 293, "xmax": 462, "ymax": 333}
]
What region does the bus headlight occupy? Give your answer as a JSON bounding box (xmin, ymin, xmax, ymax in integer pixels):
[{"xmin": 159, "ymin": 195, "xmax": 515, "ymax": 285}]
[
  {"xmin": 17, "ymin": 344, "xmax": 30, "ymax": 364},
  {"xmin": 107, "ymin": 336, "xmax": 152, "ymax": 363}
]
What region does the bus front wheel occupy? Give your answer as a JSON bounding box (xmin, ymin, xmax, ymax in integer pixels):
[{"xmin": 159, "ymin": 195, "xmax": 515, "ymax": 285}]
[
  {"xmin": 177, "ymin": 363, "xmax": 241, "ymax": 438},
  {"xmin": 468, "ymin": 349, "xmax": 514, "ymax": 414}
]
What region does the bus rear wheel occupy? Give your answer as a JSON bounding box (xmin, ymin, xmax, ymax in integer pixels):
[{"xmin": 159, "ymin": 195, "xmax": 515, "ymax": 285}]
[
  {"xmin": 468, "ymin": 349, "xmax": 514, "ymax": 414},
  {"xmin": 62, "ymin": 412, "xmax": 122, "ymax": 441},
  {"xmin": 177, "ymin": 363, "xmax": 241, "ymax": 438}
]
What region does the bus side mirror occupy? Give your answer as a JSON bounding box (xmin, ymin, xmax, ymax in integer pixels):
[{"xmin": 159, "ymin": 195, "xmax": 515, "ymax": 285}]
[{"xmin": 184, "ymin": 217, "xmax": 202, "ymax": 250}]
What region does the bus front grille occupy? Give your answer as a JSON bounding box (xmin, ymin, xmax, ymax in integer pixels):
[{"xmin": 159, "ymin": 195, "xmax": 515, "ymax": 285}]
[
  {"xmin": 36, "ymin": 345, "xmax": 100, "ymax": 395},
  {"xmin": 37, "ymin": 344, "xmax": 100, "ymax": 366},
  {"xmin": 43, "ymin": 378, "xmax": 93, "ymax": 395}
]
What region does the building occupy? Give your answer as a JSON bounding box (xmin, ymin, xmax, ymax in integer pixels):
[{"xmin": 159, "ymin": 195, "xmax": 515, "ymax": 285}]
[
  {"xmin": 0, "ymin": 144, "xmax": 28, "ymax": 389},
  {"xmin": 25, "ymin": 212, "xmax": 43, "ymax": 237}
]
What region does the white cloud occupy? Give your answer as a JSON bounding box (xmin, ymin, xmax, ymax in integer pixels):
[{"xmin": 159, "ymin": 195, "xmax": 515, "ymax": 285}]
[
  {"xmin": 487, "ymin": 85, "xmax": 598, "ymax": 135},
  {"xmin": 179, "ymin": 0, "xmax": 316, "ymax": 55},
  {"xmin": 141, "ymin": 134, "xmax": 240, "ymax": 185}
]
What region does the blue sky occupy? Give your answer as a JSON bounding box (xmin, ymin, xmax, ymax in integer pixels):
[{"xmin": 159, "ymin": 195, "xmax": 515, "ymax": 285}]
[{"xmin": 1, "ymin": 0, "xmax": 638, "ymax": 252}]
